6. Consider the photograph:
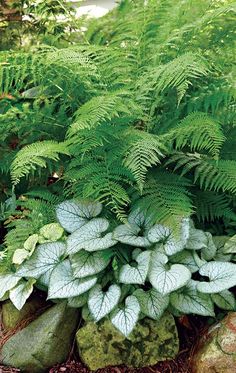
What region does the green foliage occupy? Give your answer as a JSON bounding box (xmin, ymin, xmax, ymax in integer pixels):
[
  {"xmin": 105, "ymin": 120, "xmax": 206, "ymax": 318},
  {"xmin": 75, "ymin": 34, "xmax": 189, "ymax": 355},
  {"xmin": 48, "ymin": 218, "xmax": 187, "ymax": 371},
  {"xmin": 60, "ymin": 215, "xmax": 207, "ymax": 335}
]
[
  {"xmin": 0, "ymin": 0, "xmax": 81, "ymax": 50},
  {"xmin": 0, "ymin": 0, "xmax": 235, "ymax": 233},
  {"xmin": 1, "ymin": 199, "xmax": 236, "ymax": 336}
]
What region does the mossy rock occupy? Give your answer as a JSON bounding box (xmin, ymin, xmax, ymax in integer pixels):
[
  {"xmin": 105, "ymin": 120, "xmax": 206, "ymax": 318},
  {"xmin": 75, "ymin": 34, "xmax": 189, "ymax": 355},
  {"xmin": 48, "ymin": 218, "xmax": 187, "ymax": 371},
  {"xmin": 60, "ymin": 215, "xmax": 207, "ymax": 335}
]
[
  {"xmin": 2, "ymin": 297, "xmax": 46, "ymax": 330},
  {"xmin": 76, "ymin": 312, "xmax": 179, "ymax": 371},
  {"xmin": 1, "ymin": 302, "xmax": 79, "ymax": 373}
]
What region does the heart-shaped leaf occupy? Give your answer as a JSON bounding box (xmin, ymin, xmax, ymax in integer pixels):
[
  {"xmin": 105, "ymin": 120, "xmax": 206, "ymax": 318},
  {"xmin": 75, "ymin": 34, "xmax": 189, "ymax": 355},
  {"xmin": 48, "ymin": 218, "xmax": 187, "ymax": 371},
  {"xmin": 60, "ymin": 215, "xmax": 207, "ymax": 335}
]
[
  {"xmin": 164, "ymin": 237, "xmax": 184, "ymax": 256},
  {"xmin": 149, "ymin": 251, "xmax": 191, "ymax": 295},
  {"xmin": 128, "ymin": 209, "xmax": 152, "ymax": 230},
  {"xmin": 148, "ymin": 220, "xmax": 189, "ymax": 255},
  {"xmin": 211, "ymin": 290, "xmax": 236, "ymax": 311},
  {"xmin": 197, "ymin": 261, "xmax": 236, "ymax": 293},
  {"xmin": 186, "ymin": 228, "xmax": 207, "ymax": 250},
  {"xmin": 68, "ymin": 293, "xmax": 88, "ymax": 308},
  {"xmin": 111, "ymin": 295, "xmax": 140, "ymax": 337},
  {"xmin": 17, "ymin": 242, "xmax": 66, "ymax": 278},
  {"xmin": 170, "ymin": 280, "xmax": 215, "ymax": 316},
  {"xmin": 71, "ymin": 250, "xmax": 112, "ymax": 278},
  {"xmin": 113, "ymin": 224, "xmax": 151, "ymax": 247},
  {"xmin": 119, "ymin": 251, "xmax": 151, "ymax": 284},
  {"xmin": 88, "ymin": 284, "xmax": 121, "ymax": 321},
  {"xmin": 56, "ymin": 200, "xmax": 102, "ymax": 233},
  {"xmin": 201, "ymin": 232, "xmax": 217, "ymax": 261},
  {"xmin": 147, "ymin": 224, "xmax": 171, "ymax": 243},
  {"xmin": 134, "ymin": 288, "xmax": 169, "ymax": 320},
  {"xmin": 170, "ymin": 250, "xmax": 199, "ymax": 273},
  {"xmin": 9, "ymin": 279, "xmax": 36, "ymax": 310},
  {"xmin": 48, "ymin": 260, "xmax": 97, "ymax": 299},
  {"xmin": 214, "ymin": 236, "xmax": 232, "ymax": 262},
  {"xmin": 67, "ymin": 218, "xmax": 117, "ymax": 254},
  {"xmin": 0, "ymin": 273, "xmax": 20, "ymax": 299}
]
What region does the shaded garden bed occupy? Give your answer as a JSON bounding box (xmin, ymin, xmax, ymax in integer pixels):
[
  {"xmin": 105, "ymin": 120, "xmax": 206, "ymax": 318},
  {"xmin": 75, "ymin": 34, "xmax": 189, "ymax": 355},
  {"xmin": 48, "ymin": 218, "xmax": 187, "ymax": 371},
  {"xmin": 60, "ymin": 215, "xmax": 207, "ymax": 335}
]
[{"xmin": 1, "ymin": 314, "xmax": 208, "ymax": 373}]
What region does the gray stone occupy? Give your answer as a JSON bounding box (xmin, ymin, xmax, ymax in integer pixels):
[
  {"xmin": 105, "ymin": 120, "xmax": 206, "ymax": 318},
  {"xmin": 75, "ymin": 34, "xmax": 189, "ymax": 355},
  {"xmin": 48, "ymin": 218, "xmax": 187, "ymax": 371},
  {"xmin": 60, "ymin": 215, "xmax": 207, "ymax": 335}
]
[
  {"xmin": 1, "ymin": 302, "xmax": 79, "ymax": 373},
  {"xmin": 76, "ymin": 313, "xmax": 179, "ymax": 371},
  {"xmin": 192, "ymin": 312, "xmax": 236, "ymax": 373}
]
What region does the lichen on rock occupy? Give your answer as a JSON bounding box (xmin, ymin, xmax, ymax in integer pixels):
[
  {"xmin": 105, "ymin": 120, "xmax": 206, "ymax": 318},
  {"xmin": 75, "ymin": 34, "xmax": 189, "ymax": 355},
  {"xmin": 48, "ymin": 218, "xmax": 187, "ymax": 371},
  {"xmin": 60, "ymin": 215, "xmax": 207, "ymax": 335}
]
[{"xmin": 76, "ymin": 312, "xmax": 179, "ymax": 371}]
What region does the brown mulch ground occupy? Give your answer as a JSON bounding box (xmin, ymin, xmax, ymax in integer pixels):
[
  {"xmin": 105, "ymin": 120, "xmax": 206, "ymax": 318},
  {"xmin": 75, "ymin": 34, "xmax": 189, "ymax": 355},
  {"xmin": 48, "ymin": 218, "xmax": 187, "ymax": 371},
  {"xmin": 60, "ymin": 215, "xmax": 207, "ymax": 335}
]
[{"xmin": 0, "ymin": 314, "xmax": 208, "ymax": 373}]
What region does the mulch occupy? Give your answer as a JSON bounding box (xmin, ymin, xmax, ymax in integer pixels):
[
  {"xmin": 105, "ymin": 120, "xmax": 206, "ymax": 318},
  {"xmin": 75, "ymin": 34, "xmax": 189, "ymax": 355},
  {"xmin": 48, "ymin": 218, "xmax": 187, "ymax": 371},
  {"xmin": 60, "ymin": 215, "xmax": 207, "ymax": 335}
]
[{"xmin": 0, "ymin": 314, "xmax": 208, "ymax": 373}]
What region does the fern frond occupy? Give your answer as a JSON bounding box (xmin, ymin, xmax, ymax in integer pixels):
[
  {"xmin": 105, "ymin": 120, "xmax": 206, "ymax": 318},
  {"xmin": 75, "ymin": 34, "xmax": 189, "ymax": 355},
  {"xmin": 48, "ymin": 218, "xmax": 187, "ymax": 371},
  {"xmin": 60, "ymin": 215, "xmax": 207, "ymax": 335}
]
[
  {"xmin": 124, "ymin": 132, "xmax": 166, "ymax": 192},
  {"xmin": 68, "ymin": 90, "xmax": 140, "ymax": 135},
  {"xmin": 194, "ymin": 191, "xmax": 236, "ymax": 222},
  {"xmin": 132, "ymin": 169, "xmax": 193, "ymax": 228},
  {"xmin": 10, "ymin": 141, "xmax": 69, "ymax": 185},
  {"xmin": 167, "ymin": 112, "xmax": 225, "ymax": 157},
  {"xmin": 167, "ymin": 153, "xmax": 236, "ymax": 195},
  {"xmin": 139, "ymin": 52, "xmax": 209, "ymax": 105},
  {"xmin": 25, "ymin": 188, "xmax": 63, "ymax": 205}
]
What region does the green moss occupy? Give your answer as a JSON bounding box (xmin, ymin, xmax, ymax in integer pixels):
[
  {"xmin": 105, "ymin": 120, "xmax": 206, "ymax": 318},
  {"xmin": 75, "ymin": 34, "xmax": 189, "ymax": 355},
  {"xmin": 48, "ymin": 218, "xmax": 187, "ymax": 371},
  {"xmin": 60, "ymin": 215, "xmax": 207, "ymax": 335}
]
[{"xmin": 76, "ymin": 313, "xmax": 179, "ymax": 371}]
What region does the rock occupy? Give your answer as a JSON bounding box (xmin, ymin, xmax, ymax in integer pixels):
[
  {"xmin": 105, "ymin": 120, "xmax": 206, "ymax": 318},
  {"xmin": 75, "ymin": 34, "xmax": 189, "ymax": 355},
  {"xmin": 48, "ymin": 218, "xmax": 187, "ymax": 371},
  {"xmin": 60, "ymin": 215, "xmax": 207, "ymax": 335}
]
[
  {"xmin": 192, "ymin": 312, "xmax": 236, "ymax": 373},
  {"xmin": 2, "ymin": 297, "xmax": 45, "ymax": 330},
  {"xmin": 76, "ymin": 313, "xmax": 179, "ymax": 370},
  {"xmin": 1, "ymin": 302, "xmax": 79, "ymax": 373}
]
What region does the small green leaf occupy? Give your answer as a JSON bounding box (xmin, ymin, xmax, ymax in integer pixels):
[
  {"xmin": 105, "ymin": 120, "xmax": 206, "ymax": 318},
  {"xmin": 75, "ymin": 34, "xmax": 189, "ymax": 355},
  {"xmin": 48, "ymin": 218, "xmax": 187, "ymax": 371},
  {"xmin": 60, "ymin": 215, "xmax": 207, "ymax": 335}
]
[
  {"xmin": 211, "ymin": 290, "xmax": 236, "ymax": 311},
  {"xmin": 24, "ymin": 234, "xmax": 39, "ymax": 252},
  {"xmin": 68, "ymin": 293, "xmax": 88, "ymax": 308},
  {"xmin": 111, "ymin": 295, "xmax": 140, "ymax": 337},
  {"xmin": 12, "ymin": 249, "xmax": 29, "ymax": 265},
  {"xmin": 88, "ymin": 284, "xmax": 121, "ymax": 321},
  {"xmin": 39, "ymin": 223, "xmax": 64, "ymax": 242},
  {"xmin": 223, "ymin": 235, "xmax": 236, "ymax": 254}
]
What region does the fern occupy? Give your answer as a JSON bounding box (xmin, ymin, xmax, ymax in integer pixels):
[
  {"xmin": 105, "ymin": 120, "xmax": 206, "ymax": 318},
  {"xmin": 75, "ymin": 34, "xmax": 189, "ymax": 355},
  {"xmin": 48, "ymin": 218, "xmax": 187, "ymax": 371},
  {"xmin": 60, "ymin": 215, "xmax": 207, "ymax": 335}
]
[
  {"xmin": 194, "ymin": 191, "xmax": 236, "ymax": 222},
  {"xmin": 0, "ymin": 0, "xmax": 235, "ymax": 232},
  {"xmin": 139, "ymin": 53, "xmax": 209, "ymax": 106},
  {"xmin": 124, "ymin": 132, "xmax": 166, "ymax": 192},
  {"xmin": 167, "ymin": 152, "xmax": 236, "ymax": 194},
  {"xmin": 166, "ymin": 112, "xmax": 225, "ymax": 157},
  {"xmin": 68, "ymin": 90, "xmax": 140, "ymax": 135},
  {"xmin": 10, "ymin": 141, "xmax": 69, "ymax": 185},
  {"xmin": 132, "ymin": 169, "xmax": 193, "ymax": 227}
]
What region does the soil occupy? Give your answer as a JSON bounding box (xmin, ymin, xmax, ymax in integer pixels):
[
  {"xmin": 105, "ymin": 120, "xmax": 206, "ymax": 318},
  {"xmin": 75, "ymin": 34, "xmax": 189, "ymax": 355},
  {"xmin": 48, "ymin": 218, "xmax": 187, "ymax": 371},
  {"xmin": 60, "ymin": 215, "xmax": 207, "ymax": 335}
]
[{"xmin": 0, "ymin": 314, "xmax": 208, "ymax": 373}]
